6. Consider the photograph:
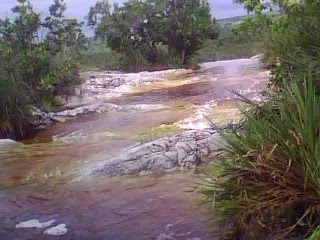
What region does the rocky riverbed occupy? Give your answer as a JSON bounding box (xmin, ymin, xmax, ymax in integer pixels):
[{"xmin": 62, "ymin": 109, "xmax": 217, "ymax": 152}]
[
  {"xmin": 89, "ymin": 129, "xmax": 225, "ymax": 177},
  {"xmin": 0, "ymin": 57, "xmax": 269, "ymax": 239}
]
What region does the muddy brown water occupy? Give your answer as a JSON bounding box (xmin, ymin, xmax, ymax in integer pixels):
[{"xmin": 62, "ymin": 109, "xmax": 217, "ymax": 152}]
[
  {"xmin": 0, "ymin": 58, "xmax": 268, "ymax": 239},
  {"xmin": 1, "ymin": 173, "xmax": 216, "ymax": 240}
]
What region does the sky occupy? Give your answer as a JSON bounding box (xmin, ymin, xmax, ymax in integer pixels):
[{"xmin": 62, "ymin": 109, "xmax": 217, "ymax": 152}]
[
  {"xmin": 0, "ymin": 0, "xmax": 247, "ymax": 19},
  {"xmin": 0, "ymin": 0, "xmax": 247, "ymax": 35}
]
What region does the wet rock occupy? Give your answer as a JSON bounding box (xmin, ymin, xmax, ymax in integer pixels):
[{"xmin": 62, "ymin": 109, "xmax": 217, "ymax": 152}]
[
  {"xmin": 28, "ymin": 67, "xmax": 186, "ymax": 131},
  {"xmin": 0, "ymin": 139, "xmax": 23, "ymax": 147},
  {"xmin": 157, "ymin": 223, "xmax": 196, "ymax": 240},
  {"xmin": 53, "ymin": 96, "xmax": 67, "ymax": 106},
  {"xmin": 92, "ymin": 129, "xmax": 225, "ymax": 177},
  {"xmin": 67, "ymin": 68, "xmax": 191, "ymax": 108},
  {"xmin": 30, "ymin": 103, "xmax": 167, "ymax": 129},
  {"xmin": 110, "ymin": 77, "xmax": 126, "ymax": 87},
  {"xmin": 52, "ymin": 103, "xmax": 165, "ymax": 121},
  {"xmin": 53, "ymin": 103, "xmax": 123, "ymax": 118},
  {"xmin": 156, "ymin": 233, "xmax": 175, "ymax": 240},
  {"xmin": 15, "ymin": 219, "xmax": 55, "ymax": 229},
  {"xmin": 43, "ymin": 223, "xmax": 68, "ymax": 236},
  {"xmin": 165, "ymin": 224, "xmax": 174, "ymax": 231},
  {"xmin": 29, "ymin": 107, "xmax": 53, "ymax": 130}
]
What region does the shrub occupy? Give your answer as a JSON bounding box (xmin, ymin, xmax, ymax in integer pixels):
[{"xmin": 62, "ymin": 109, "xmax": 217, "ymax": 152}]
[
  {"xmin": 265, "ymin": 1, "xmax": 320, "ymax": 91},
  {"xmin": 232, "ymin": 1, "xmax": 320, "ymax": 92},
  {"xmin": 0, "ymin": 0, "xmax": 85, "ymax": 139},
  {"xmin": 196, "ymin": 79, "xmax": 320, "ymax": 239}
]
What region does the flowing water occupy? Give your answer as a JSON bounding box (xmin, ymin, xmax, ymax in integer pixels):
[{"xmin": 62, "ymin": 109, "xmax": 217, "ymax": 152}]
[{"xmin": 0, "ymin": 57, "xmax": 269, "ymax": 239}]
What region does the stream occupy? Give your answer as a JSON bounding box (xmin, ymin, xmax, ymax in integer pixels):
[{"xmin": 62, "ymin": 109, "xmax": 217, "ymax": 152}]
[{"xmin": 0, "ymin": 57, "xmax": 269, "ymax": 239}]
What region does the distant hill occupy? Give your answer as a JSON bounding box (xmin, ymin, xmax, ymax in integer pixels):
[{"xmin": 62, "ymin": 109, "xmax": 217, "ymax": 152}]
[
  {"xmin": 217, "ymin": 11, "xmax": 279, "ymax": 25},
  {"xmin": 217, "ymin": 15, "xmax": 248, "ymax": 24}
]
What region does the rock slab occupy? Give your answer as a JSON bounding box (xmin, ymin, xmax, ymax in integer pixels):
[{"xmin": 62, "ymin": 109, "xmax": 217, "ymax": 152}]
[{"xmin": 93, "ymin": 129, "xmax": 225, "ymax": 177}]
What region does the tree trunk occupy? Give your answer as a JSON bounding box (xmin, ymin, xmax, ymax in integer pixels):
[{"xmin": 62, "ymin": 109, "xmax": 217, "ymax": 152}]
[
  {"xmin": 181, "ymin": 48, "xmax": 186, "ymax": 67},
  {"xmin": 167, "ymin": 30, "xmax": 176, "ymax": 65},
  {"xmin": 148, "ymin": 41, "xmax": 157, "ymax": 63},
  {"xmin": 168, "ymin": 45, "xmax": 174, "ymax": 64}
]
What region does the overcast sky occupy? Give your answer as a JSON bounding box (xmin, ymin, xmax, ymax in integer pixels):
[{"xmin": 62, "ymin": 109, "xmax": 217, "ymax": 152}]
[
  {"xmin": 0, "ymin": 0, "xmax": 247, "ymax": 19},
  {"xmin": 0, "ymin": 0, "xmax": 247, "ymax": 35}
]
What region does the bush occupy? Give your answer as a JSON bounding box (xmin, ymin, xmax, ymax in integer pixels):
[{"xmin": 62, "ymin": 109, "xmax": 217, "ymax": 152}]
[
  {"xmin": 81, "ymin": 44, "xmax": 122, "ymax": 70},
  {"xmin": 0, "ymin": 0, "xmax": 85, "ymax": 139},
  {"xmin": 231, "ymin": 1, "xmax": 320, "ymax": 92},
  {"xmin": 196, "ymin": 79, "xmax": 320, "ymax": 239},
  {"xmin": 256, "ymin": 1, "xmax": 320, "ymax": 92}
]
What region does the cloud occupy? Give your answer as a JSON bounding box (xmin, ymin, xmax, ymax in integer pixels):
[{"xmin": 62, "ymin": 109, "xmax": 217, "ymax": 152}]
[
  {"xmin": 1, "ymin": 0, "xmax": 247, "ymax": 19},
  {"xmin": 211, "ymin": 0, "xmax": 247, "ymax": 19},
  {"xmin": 0, "ymin": 0, "xmax": 247, "ymax": 35}
]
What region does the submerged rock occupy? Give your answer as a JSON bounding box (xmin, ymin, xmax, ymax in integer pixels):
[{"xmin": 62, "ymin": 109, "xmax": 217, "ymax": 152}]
[
  {"xmin": 91, "ymin": 129, "xmax": 225, "ymax": 177},
  {"xmin": 0, "ymin": 139, "xmax": 23, "ymax": 146},
  {"xmin": 30, "ymin": 103, "xmax": 167, "ymax": 130},
  {"xmin": 156, "ymin": 233, "xmax": 175, "ymax": 240},
  {"xmin": 15, "ymin": 219, "xmax": 55, "ymax": 229},
  {"xmin": 43, "ymin": 223, "xmax": 68, "ymax": 236},
  {"xmin": 29, "ymin": 107, "xmax": 54, "ymax": 130}
]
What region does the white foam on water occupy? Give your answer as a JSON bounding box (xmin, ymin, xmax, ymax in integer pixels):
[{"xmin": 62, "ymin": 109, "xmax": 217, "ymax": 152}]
[
  {"xmin": 68, "ymin": 68, "xmax": 191, "ymax": 108},
  {"xmin": 0, "ymin": 139, "xmax": 23, "ymax": 147},
  {"xmin": 177, "ymin": 100, "xmax": 218, "ymax": 130}
]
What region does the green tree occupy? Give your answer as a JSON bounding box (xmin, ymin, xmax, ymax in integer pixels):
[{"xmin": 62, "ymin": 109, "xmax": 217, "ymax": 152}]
[
  {"xmin": 87, "ymin": 0, "xmax": 110, "ymax": 41},
  {"xmin": 233, "ymin": 0, "xmax": 271, "ymax": 12},
  {"xmin": 234, "ymin": 0, "xmax": 302, "ymax": 13},
  {"xmin": 154, "ymin": 0, "xmax": 219, "ymax": 65},
  {"xmin": 0, "ymin": 0, "xmax": 86, "ymax": 139},
  {"xmin": 88, "ymin": 0, "xmax": 161, "ymax": 68},
  {"xmin": 88, "ymin": 0, "xmax": 219, "ymax": 68}
]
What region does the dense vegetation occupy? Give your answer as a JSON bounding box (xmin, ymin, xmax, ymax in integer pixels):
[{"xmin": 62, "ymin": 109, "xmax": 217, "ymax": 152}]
[
  {"xmin": 87, "ymin": 0, "xmax": 220, "ymax": 70},
  {"xmin": 196, "ymin": 0, "xmax": 320, "ymax": 239},
  {"xmin": 233, "ymin": 0, "xmax": 320, "ymax": 91},
  {"xmin": 199, "ymin": 81, "xmax": 320, "ymax": 239},
  {"xmin": 81, "ymin": 17, "xmax": 263, "ymax": 70},
  {"xmin": 0, "ymin": 0, "xmax": 85, "ymax": 139}
]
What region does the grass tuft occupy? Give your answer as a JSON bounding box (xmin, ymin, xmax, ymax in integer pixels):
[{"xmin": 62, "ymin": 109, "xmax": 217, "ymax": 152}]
[
  {"xmin": 195, "ymin": 79, "xmax": 320, "ymax": 239},
  {"xmin": 0, "ymin": 73, "xmax": 34, "ymax": 139}
]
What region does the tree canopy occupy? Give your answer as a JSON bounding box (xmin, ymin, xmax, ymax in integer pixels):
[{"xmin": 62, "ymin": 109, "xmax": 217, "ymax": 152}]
[
  {"xmin": 88, "ymin": 0, "xmax": 220, "ymax": 68},
  {"xmin": 234, "ymin": 0, "xmax": 305, "ymax": 13}
]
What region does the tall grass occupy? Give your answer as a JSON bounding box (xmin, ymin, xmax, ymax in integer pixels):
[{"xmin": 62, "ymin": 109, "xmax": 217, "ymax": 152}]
[
  {"xmin": 196, "ymin": 79, "xmax": 320, "ymax": 239},
  {"xmin": 0, "ymin": 72, "xmax": 34, "ymax": 139},
  {"xmin": 308, "ymin": 225, "xmax": 320, "ymax": 240}
]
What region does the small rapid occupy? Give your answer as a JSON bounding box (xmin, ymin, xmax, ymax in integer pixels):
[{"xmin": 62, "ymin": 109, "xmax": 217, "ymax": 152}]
[{"xmin": 0, "ymin": 57, "xmax": 269, "ymax": 239}]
